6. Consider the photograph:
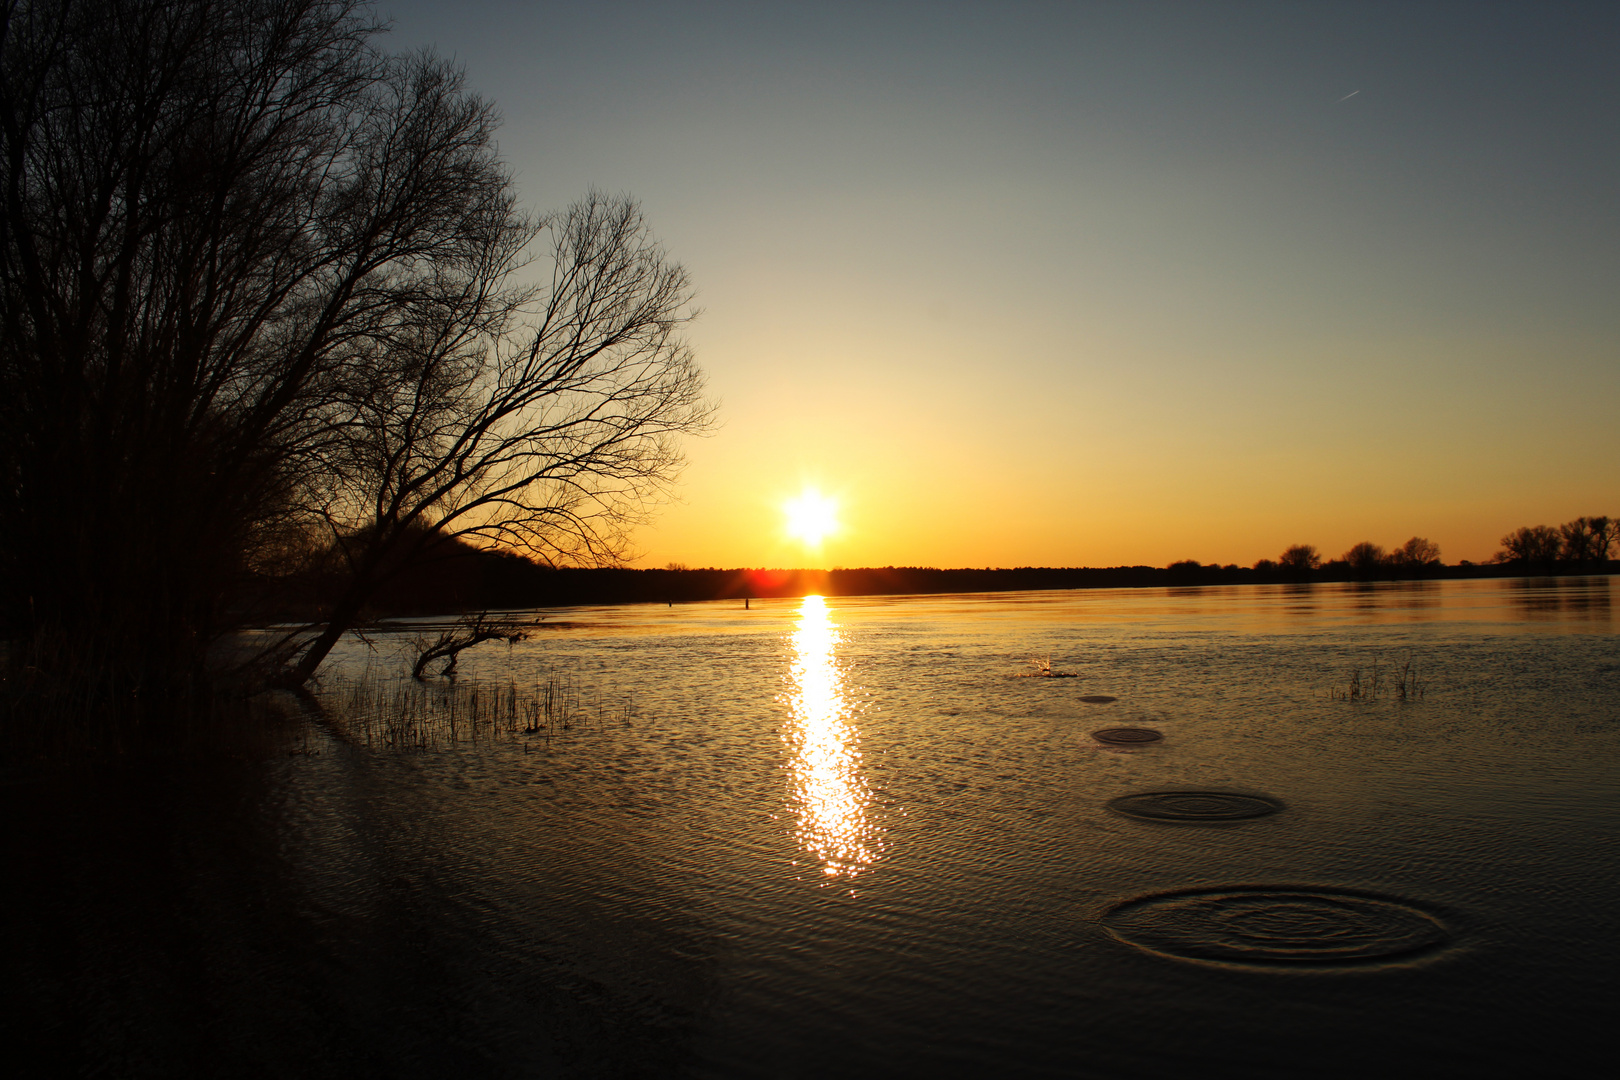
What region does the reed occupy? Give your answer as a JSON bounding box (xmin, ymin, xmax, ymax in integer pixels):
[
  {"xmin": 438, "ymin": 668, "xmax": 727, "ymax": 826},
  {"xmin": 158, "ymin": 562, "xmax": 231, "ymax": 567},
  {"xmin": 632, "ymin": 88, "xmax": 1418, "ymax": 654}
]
[
  {"xmin": 316, "ymin": 669, "xmax": 634, "ymax": 752},
  {"xmin": 1394, "ymin": 656, "xmax": 1426, "ymax": 701},
  {"xmin": 1329, "ymin": 654, "xmax": 1425, "ymax": 702}
]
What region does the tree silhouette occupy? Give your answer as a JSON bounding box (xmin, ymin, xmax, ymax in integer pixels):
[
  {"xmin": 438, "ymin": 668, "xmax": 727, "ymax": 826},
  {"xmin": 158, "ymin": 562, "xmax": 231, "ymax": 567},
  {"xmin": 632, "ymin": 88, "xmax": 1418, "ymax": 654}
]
[
  {"xmin": 1389, "ymin": 536, "xmax": 1441, "ymax": 568},
  {"xmin": 1495, "ymin": 525, "xmax": 1563, "ymax": 567},
  {"xmin": 0, "ymin": 1, "xmax": 709, "ymax": 704},
  {"xmin": 1343, "ymin": 542, "xmax": 1386, "ymax": 575},
  {"xmin": 1558, "ymin": 516, "xmax": 1615, "ymax": 568},
  {"xmin": 281, "ymin": 193, "xmax": 710, "ymax": 685},
  {"xmin": 1277, "ymin": 544, "xmax": 1321, "ymax": 574}
]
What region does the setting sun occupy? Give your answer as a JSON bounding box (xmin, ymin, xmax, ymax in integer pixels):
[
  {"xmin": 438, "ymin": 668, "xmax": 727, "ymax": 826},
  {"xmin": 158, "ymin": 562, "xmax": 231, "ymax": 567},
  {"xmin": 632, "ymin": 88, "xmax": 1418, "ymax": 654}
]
[{"xmin": 783, "ymin": 488, "xmax": 841, "ymax": 549}]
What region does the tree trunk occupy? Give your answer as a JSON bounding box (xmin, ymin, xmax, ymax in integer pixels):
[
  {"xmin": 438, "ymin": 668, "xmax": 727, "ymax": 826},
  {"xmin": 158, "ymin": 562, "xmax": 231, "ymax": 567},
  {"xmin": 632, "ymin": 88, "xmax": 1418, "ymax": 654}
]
[{"xmin": 284, "ymin": 590, "xmax": 369, "ymax": 687}]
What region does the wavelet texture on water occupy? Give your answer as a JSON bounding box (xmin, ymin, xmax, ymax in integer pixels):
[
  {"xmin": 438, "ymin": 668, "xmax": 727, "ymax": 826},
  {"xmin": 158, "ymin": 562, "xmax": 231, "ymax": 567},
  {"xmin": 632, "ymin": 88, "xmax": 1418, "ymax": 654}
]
[{"xmin": 5, "ymin": 578, "xmax": 1619, "ymax": 1078}]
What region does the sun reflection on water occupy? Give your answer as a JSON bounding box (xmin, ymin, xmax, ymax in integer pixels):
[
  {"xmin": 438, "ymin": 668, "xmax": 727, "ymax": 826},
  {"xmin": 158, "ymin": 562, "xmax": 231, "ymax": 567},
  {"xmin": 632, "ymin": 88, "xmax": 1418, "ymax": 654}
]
[{"xmin": 782, "ymin": 595, "xmax": 877, "ymax": 878}]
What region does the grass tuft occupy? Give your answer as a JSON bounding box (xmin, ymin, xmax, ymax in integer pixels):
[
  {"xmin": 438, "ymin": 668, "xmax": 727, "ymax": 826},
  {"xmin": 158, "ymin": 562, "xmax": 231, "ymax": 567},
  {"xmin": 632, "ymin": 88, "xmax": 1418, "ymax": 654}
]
[
  {"xmin": 1329, "ymin": 654, "xmax": 1426, "ymax": 702},
  {"xmin": 314, "ymin": 670, "xmax": 634, "ymax": 752}
]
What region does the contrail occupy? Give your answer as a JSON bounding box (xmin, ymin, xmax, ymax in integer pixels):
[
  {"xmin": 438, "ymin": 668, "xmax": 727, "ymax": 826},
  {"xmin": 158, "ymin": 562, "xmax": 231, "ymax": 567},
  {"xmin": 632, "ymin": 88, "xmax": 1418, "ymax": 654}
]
[{"xmin": 1337, "ymin": 90, "xmax": 1361, "ymax": 102}]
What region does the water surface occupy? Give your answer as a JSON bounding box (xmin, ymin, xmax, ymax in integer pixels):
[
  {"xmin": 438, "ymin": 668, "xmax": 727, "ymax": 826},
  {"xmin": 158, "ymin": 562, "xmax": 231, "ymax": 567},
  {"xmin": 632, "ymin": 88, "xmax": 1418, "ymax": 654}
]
[{"xmin": 6, "ymin": 577, "xmax": 1619, "ymax": 1077}]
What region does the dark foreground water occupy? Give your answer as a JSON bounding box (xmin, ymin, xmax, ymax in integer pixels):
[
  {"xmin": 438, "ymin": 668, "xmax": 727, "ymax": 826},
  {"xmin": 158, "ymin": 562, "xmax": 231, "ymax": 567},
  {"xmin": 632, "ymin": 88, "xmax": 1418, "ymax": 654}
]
[{"xmin": 6, "ymin": 578, "xmax": 1620, "ymax": 1078}]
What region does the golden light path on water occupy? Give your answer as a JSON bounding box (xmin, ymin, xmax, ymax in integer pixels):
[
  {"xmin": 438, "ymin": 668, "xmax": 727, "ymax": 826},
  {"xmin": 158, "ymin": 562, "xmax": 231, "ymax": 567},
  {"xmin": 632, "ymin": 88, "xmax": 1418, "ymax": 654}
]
[{"xmin": 782, "ymin": 595, "xmax": 878, "ymax": 879}]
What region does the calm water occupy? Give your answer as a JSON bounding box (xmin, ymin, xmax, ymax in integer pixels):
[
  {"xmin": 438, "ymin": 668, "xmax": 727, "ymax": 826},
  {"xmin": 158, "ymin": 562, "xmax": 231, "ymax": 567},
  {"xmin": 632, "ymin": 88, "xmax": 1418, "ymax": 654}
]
[{"xmin": 7, "ymin": 577, "xmax": 1620, "ymax": 1077}]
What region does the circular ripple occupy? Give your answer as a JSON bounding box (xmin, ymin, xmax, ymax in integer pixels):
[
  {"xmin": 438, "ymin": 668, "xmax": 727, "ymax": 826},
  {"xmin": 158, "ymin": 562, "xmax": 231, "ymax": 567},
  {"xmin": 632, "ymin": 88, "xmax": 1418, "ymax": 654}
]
[
  {"xmin": 1079, "ymin": 695, "xmax": 1118, "ymax": 704},
  {"xmin": 1103, "ymin": 887, "xmax": 1451, "ymax": 967},
  {"xmin": 1092, "ymin": 727, "xmax": 1163, "ymax": 745},
  {"xmin": 1109, "ymin": 790, "xmax": 1283, "ymax": 822}
]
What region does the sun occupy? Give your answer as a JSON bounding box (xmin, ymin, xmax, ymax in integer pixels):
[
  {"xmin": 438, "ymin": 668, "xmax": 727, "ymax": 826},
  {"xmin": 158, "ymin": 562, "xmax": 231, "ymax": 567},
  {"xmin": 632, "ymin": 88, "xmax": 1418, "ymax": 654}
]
[{"xmin": 783, "ymin": 488, "xmax": 841, "ymax": 549}]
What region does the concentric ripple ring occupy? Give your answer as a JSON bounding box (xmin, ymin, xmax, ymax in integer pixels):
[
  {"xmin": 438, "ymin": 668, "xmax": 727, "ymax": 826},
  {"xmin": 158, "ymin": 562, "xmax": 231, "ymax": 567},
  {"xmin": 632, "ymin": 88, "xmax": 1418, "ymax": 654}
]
[
  {"xmin": 1092, "ymin": 727, "xmax": 1163, "ymax": 745},
  {"xmin": 1109, "ymin": 791, "xmax": 1283, "ymax": 822},
  {"xmin": 1103, "ymin": 886, "xmax": 1451, "ymax": 967}
]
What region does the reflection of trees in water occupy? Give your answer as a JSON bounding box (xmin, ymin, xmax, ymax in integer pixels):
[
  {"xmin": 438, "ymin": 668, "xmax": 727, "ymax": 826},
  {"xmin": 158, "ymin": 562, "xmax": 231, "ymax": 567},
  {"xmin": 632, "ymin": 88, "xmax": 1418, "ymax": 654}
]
[
  {"xmin": 1342, "ymin": 580, "xmax": 1442, "ymax": 617},
  {"xmin": 1280, "ymin": 581, "xmax": 1319, "ymax": 619},
  {"xmin": 1263, "ymin": 580, "xmax": 1445, "ymax": 622},
  {"xmin": 1348, "ymin": 582, "xmax": 1382, "ymax": 612},
  {"xmin": 1507, "ymin": 578, "xmax": 1614, "ymax": 622}
]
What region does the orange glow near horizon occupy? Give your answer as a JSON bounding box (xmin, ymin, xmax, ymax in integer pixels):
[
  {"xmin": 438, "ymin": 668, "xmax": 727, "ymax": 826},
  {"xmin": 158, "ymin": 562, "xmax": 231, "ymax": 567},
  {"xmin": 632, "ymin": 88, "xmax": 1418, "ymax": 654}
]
[{"xmin": 782, "ymin": 595, "xmax": 876, "ymax": 879}]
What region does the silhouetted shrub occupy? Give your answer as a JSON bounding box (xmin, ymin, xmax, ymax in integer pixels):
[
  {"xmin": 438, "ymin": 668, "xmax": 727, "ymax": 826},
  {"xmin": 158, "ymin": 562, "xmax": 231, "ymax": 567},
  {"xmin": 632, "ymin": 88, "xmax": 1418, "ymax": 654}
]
[
  {"xmin": 1344, "ymin": 542, "xmax": 1387, "ymax": 575},
  {"xmin": 1278, "ymin": 544, "xmax": 1322, "ymax": 572},
  {"xmin": 1389, "ymin": 537, "xmax": 1442, "ymax": 571},
  {"xmin": 1495, "ymin": 525, "xmax": 1564, "ymax": 567}
]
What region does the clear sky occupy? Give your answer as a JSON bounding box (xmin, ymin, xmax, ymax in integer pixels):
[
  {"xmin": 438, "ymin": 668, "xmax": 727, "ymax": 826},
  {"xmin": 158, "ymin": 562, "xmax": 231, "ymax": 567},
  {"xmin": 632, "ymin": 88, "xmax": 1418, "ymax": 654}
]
[{"xmin": 385, "ymin": 0, "xmax": 1619, "ymax": 569}]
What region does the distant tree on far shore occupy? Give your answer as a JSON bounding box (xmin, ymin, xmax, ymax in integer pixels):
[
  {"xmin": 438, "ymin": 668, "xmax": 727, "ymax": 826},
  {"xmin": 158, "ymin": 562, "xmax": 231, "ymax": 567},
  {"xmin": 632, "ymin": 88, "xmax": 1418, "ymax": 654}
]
[
  {"xmin": 1278, "ymin": 544, "xmax": 1321, "ymax": 572},
  {"xmin": 1389, "ymin": 537, "xmax": 1442, "ymax": 568},
  {"xmin": 1493, "ymin": 516, "xmax": 1616, "ymax": 569},
  {"xmin": 1557, "ymin": 516, "xmax": 1616, "ymax": 567},
  {"xmin": 1344, "ymin": 542, "xmax": 1386, "ymax": 575},
  {"xmin": 1496, "ymin": 525, "xmax": 1568, "ymax": 567}
]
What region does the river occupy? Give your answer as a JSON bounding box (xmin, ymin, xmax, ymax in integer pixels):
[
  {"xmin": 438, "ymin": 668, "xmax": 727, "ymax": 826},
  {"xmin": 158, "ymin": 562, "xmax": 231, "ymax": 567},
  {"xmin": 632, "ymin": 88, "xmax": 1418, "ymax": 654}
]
[{"xmin": 6, "ymin": 577, "xmax": 1618, "ymax": 1077}]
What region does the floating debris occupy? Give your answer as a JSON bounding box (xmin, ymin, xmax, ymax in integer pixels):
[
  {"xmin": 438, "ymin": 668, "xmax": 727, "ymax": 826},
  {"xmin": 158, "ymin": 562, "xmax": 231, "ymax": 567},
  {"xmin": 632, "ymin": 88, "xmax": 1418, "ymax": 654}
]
[{"xmin": 1079, "ymin": 695, "xmax": 1118, "ymax": 704}]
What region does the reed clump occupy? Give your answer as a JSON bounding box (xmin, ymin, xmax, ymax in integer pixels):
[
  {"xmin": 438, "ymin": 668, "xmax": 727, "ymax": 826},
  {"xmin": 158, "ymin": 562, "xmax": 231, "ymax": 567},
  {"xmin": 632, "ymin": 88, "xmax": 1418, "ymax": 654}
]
[
  {"xmin": 1329, "ymin": 655, "xmax": 1426, "ymax": 702},
  {"xmin": 318, "ymin": 670, "xmax": 635, "ymax": 752}
]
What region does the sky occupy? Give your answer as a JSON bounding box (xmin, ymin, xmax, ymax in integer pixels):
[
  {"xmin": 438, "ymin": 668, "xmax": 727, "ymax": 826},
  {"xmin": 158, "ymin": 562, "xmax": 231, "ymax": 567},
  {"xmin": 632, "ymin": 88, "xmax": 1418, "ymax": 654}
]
[{"xmin": 385, "ymin": 0, "xmax": 1619, "ymax": 569}]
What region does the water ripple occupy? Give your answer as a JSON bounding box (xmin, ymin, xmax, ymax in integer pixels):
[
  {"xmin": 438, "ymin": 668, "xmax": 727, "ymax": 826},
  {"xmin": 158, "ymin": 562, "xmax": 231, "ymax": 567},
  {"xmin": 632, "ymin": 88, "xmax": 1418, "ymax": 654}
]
[
  {"xmin": 1092, "ymin": 727, "xmax": 1163, "ymax": 745},
  {"xmin": 1108, "ymin": 791, "xmax": 1284, "ymax": 822},
  {"xmin": 1103, "ymin": 886, "xmax": 1452, "ymax": 968}
]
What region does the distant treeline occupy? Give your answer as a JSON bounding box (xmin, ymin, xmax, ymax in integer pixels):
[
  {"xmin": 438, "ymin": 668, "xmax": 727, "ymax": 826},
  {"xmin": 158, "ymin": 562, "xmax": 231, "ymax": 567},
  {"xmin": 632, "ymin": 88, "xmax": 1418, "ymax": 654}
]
[{"xmin": 327, "ymin": 516, "xmax": 1617, "ymax": 616}]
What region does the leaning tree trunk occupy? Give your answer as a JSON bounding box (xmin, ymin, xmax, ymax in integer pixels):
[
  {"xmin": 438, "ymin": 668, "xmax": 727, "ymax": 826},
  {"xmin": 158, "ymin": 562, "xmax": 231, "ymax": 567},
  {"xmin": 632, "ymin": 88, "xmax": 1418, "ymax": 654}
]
[{"xmin": 284, "ymin": 589, "xmax": 370, "ymax": 688}]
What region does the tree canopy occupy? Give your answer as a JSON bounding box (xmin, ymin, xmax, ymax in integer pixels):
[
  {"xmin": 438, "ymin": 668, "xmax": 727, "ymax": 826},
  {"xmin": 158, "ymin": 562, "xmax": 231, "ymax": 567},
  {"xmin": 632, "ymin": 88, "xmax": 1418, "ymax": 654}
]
[
  {"xmin": 1496, "ymin": 517, "xmax": 1614, "ymax": 569},
  {"xmin": 0, "ymin": 0, "xmax": 710, "ymax": 706}
]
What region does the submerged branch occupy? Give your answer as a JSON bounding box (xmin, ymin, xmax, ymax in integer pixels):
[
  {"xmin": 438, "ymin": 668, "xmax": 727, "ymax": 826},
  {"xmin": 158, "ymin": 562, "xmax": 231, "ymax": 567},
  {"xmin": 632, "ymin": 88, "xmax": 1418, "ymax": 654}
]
[{"xmin": 410, "ymin": 611, "xmax": 529, "ymax": 680}]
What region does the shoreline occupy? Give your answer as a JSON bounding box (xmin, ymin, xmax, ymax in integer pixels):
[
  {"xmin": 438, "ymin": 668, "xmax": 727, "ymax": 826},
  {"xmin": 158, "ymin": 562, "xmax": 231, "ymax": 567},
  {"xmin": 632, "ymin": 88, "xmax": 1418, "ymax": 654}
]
[{"xmin": 355, "ymin": 561, "xmax": 1619, "ymax": 616}]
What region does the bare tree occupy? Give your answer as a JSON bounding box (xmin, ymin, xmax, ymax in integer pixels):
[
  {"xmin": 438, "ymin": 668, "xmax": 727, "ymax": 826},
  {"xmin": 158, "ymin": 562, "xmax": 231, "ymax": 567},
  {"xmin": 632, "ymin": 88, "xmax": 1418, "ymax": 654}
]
[
  {"xmin": 1278, "ymin": 544, "xmax": 1321, "ymax": 573},
  {"xmin": 2, "ymin": 0, "xmax": 414, "ymax": 695},
  {"xmin": 1558, "ymin": 519, "xmax": 1594, "ymax": 564},
  {"xmin": 1589, "ymin": 517, "xmax": 1618, "ymax": 562},
  {"xmin": 410, "ymin": 612, "xmax": 529, "ymax": 680},
  {"xmin": 0, "ymin": 2, "xmax": 709, "ymax": 708},
  {"xmin": 1389, "ymin": 536, "xmax": 1441, "ymax": 568},
  {"xmin": 280, "ymin": 193, "xmax": 712, "ymax": 684},
  {"xmin": 1343, "ymin": 542, "xmax": 1386, "ymax": 575},
  {"xmin": 1558, "ymin": 516, "xmax": 1615, "ymax": 567},
  {"xmin": 1494, "ymin": 525, "xmax": 1562, "ymax": 567}
]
